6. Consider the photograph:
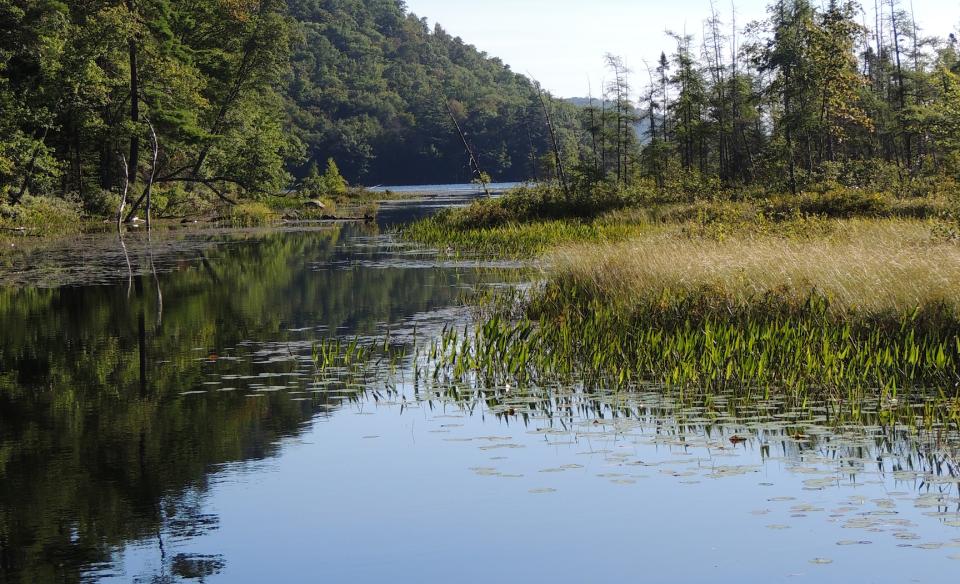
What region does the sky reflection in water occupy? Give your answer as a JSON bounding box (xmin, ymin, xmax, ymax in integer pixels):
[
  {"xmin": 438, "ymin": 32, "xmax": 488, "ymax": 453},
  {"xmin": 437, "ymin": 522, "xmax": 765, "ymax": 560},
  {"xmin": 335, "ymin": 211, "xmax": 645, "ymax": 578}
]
[{"xmin": 0, "ymin": 198, "xmax": 958, "ymax": 583}]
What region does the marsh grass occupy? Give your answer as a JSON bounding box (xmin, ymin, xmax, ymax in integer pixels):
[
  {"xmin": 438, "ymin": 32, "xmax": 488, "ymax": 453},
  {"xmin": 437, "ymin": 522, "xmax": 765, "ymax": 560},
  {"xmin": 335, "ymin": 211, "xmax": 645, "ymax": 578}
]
[
  {"xmin": 416, "ymin": 219, "xmax": 960, "ymax": 419},
  {"xmin": 548, "ymin": 219, "xmax": 960, "ymax": 319},
  {"xmin": 390, "ymin": 181, "xmax": 960, "ymax": 420},
  {"xmin": 403, "ymin": 218, "xmax": 649, "ymax": 256},
  {"xmin": 402, "ymin": 180, "xmax": 954, "ymax": 257}
]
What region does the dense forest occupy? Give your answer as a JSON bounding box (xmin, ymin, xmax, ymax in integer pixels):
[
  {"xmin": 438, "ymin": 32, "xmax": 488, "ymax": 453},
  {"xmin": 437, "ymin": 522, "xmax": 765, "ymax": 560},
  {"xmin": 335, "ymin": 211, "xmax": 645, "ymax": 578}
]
[
  {"xmin": 3, "ymin": 0, "xmax": 960, "ymax": 221},
  {"xmin": 568, "ymin": 0, "xmax": 960, "ymax": 198},
  {"xmin": 0, "ymin": 0, "xmax": 577, "ymax": 219},
  {"xmin": 285, "ymin": 0, "xmax": 578, "ymax": 184}
]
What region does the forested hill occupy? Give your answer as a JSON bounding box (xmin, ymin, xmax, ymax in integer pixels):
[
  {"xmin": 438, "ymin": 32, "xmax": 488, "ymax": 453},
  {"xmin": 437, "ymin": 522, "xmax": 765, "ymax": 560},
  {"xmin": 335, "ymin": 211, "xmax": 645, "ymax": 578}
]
[
  {"xmin": 0, "ymin": 0, "xmax": 573, "ymax": 214},
  {"xmin": 287, "ymin": 0, "xmax": 567, "ymax": 185}
]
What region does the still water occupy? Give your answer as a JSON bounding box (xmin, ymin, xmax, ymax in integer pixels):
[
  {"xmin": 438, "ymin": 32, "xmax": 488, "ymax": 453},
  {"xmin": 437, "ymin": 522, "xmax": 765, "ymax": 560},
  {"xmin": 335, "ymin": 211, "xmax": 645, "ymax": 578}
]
[{"xmin": 1, "ymin": 195, "xmax": 959, "ymax": 583}]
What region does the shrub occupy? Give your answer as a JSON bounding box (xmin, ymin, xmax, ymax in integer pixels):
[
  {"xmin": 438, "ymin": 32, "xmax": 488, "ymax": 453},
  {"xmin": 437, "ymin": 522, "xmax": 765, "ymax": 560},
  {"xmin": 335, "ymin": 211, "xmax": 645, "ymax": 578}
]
[
  {"xmin": 82, "ymin": 189, "xmax": 122, "ymax": 217},
  {"xmin": 764, "ymin": 189, "xmax": 890, "ymax": 220},
  {"xmin": 226, "ymin": 202, "xmax": 275, "ymax": 227},
  {"xmin": 0, "ymin": 194, "xmax": 83, "ymax": 234},
  {"xmin": 433, "ymin": 182, "xmax": 639, "ymax": 230},
  {"xmin": 301, "ymin": 158, "xmax": 348, "ymax": 199}
]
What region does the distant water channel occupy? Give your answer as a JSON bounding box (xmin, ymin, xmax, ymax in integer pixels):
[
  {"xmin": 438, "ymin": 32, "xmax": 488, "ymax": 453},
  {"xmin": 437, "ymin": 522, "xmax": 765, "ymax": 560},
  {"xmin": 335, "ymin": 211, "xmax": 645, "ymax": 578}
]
[{"xmin": 1, "ymin": 187, "xmax": 959, "ymax": 583}]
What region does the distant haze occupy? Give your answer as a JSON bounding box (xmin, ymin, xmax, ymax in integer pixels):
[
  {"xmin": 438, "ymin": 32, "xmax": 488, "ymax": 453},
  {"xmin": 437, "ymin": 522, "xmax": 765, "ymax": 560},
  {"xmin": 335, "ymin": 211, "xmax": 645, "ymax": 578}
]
[{"xmin": 405, "ymin": 0, "xmax": 958, "ymax": 98}]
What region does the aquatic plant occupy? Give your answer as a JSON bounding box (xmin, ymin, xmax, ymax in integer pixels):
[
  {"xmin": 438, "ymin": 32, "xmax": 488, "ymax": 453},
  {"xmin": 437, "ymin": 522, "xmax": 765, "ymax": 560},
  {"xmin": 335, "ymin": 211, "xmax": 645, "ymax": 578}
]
[{"xmin": 426, "ymin": 298, "xmax": 960, "ymax": 420}]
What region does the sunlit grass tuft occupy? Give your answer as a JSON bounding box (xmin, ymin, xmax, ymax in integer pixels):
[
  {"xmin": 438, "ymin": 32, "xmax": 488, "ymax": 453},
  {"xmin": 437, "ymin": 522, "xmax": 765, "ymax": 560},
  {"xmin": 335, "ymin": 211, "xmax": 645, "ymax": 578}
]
[
  {"xmin": 547, "ymin": 219, "xmax": 960, "ymax": 319},
  {"xmin": 403, "ymin": 218, "xmax": 650, "ymax": 257}
]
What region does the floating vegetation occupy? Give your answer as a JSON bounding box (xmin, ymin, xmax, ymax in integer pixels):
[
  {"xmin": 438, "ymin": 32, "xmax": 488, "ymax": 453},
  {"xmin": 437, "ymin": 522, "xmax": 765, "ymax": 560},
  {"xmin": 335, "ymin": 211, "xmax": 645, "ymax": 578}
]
[{"xmin": 419, "ymin": 290, "xmax": 960, "ymax": 428}]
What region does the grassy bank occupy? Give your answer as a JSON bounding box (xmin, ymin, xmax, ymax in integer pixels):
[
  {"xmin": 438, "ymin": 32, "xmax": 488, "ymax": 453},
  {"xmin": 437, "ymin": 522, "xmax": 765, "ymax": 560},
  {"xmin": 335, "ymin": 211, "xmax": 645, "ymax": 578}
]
[
  {"xmin": 0, "ymin": 188, "xmax": 384, "ymax": 248},
  {"xmin": 402, "ymin": 182, "xmax": 955, "ymax": 257},
  {"xmin": 405, "ymin": 183, "xmax": 960, "ymax": 409},
  {"xmin": 529, "ymin": 221, "xmax": 960, "ymax": 392}
]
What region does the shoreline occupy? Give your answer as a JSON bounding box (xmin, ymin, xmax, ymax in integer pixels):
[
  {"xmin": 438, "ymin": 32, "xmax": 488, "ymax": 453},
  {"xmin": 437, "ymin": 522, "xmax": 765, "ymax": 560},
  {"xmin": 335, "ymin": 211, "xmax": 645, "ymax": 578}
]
[{"xmin": 398, "ymin": 182, "xmax": 960, "ymax": 411}]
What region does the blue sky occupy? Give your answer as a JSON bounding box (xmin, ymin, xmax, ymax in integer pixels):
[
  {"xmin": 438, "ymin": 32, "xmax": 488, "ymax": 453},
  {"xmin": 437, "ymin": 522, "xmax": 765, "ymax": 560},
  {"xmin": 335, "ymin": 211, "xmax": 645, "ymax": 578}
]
[{"xmin": 404, "ymin": 0, "xmax": 960, "ymax": 97}]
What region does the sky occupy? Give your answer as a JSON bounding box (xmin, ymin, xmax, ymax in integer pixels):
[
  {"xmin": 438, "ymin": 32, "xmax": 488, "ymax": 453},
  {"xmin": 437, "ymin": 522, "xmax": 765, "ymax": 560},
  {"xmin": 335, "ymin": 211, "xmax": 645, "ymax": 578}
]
[{"xmin": 404, "ymin": 0, "xmax": 960, "ymax": 98}]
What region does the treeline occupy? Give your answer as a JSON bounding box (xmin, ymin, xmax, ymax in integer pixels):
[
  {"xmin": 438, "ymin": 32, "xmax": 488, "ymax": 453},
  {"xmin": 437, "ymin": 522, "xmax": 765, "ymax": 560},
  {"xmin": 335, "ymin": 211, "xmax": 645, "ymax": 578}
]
[
  {"xmin": 0, "ymin": 0, "xmax": 297, "ymax": 218},
  {"xmin": 0, "ymin": 0, "xmax": 577, "ymax": 218},
  {"xmin": 566, "ymin": 0, "xmax": 960, "ymax": 197},
  {"xmin": 286, "ymin": 0, "xmax": 577, "ymax": 185}
]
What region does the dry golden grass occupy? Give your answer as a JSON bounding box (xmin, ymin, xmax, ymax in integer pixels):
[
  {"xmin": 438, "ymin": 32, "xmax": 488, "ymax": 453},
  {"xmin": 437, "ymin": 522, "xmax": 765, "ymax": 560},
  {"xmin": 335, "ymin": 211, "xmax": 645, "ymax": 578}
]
[{"xmin": 548, "ymin": 219, "xmax": 960, "ymax": 317}]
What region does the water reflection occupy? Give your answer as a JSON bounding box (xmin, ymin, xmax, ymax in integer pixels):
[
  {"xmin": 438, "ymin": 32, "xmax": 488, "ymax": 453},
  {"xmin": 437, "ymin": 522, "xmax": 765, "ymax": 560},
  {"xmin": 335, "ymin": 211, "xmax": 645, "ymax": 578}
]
[
  {"xmin": 0, "ymin": 225, "xmax": 496, "ymax": 583},
  {"xmin": 1, "ymin": 221, "xmax": 960, "ymax": 583}
]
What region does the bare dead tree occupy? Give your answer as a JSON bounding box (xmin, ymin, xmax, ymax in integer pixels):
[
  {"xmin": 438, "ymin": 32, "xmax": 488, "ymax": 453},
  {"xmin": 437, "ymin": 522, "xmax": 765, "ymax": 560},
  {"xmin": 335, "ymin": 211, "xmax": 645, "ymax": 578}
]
[
  {"xmin": 144, "ymin": 121, "xmax": 159, "ymax": 229},
  {"xmin": 532, "ymin": 79, "xmax": 570, "ymax": 198},
  {"xmin": 117, "ymin": 154, "xmax": 130, "ymax": 231},
  {"xmin": 445, "ymin": 99, "xmax": 491, "ymax": 197},
  {"xmin": 124, "ymin": 120, "xmax": 161, "ymax": 225},
  {"xmin": 114, "ymin": 153, "xmax": 135, "ymax": 298}
]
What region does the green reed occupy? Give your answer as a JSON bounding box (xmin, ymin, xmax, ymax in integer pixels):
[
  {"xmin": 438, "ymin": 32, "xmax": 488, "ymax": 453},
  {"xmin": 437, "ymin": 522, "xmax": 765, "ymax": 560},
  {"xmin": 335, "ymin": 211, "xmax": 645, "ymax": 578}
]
[
  {"xmin": 425, "ymin": 286, "xmax": 960, "ymax": 422},
  {"xmin": 311, "ymin": 335, "xmax": 410, "ymax": 374}
]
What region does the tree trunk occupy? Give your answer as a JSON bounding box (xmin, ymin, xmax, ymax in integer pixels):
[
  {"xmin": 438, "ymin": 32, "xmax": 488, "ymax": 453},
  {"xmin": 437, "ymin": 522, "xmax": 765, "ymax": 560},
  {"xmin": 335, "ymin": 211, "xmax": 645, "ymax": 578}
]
[
  {"xmin": 534, "ymin": 83, "xmax": 570, "ymax": 198},
  {"xmin": 445, "ymin": 100, "xmax": 491, "ymax": 197},
  {"xmin": 889, "ymin": 0, "xmax": 911, "ymax": 168},
  {"xmin": 126, "ymin": 0, "xmax": 141, "ymax": 204},
  {"xmin": 117, "ymin": 155, "xmax": 129, "ymax": 231},
  {"xmin": 144, "ymin": 121, "xmax": 159, "ymax": 229}
]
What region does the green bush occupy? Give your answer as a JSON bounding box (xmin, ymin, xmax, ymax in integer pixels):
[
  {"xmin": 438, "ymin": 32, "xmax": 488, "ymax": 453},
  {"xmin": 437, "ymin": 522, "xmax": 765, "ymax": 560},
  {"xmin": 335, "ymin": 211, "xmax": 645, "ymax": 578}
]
[
  {"xmin": 0, "ymin": 194, "xmax": 83, "ymax": 234},
  {"xmin": 81, "ymin": 188, "xmax": 122, "ymax": 217},
  {"xmin": 435, "ymin": 182, "xmax": 640, "ymax": 230},
  {"xmin": 764, "ymin": 189, "xmax": 890, "ymax": 220},
  {"xmin": 226, "ymin": 202, "xmax": 276, "ymax": 227},
  {"xmin": 301, "ymin": 158, "xmax": 348, "ymax": 199}
]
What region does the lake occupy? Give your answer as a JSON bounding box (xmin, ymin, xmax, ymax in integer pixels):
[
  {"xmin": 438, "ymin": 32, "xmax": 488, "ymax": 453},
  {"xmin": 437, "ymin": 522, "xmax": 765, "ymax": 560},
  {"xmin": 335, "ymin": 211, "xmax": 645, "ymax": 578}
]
[{"xmin": 1, "ymin": 193, "xmax": 959, "ymax": 583}]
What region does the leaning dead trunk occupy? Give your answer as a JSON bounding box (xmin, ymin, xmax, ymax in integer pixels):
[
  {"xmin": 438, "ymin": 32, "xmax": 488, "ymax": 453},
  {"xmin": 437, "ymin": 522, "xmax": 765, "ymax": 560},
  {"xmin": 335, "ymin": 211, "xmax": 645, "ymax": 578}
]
[
  {"xmin": 533, "ymin": 81, "xmax": 570, "ymax": 198},
  {"xmin": 445, "ymin": 100, "xmax": 491, "ymax": 197}
]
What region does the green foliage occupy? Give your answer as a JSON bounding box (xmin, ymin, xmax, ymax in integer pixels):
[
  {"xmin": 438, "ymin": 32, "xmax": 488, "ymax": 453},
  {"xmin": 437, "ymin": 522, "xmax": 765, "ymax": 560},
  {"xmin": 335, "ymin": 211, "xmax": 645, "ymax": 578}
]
[
  {"xmin": 301, "ymin": 158, "xmax": 348, "ymax": 199},
  {"xmin": 5, "ymin": 0, "xmax": 960, "ymax": 223},
  {"xmin": 226, "ymin": 202, "xmax": 276, "ymax": 227},
  {"xmin": 764, "ymin": 189, "xmax": 890, "ymax": 219},
  {"xmin": 435, "ymin": 287, "xmax": 960, "ymax": 401},
  {"xmin": 0, "ymin": 195, "xmax": 82, "ymax": 235},
  {"xmin": 419, "ymin": 183, "xmax": 645, "ymax": 231},
  {"xmin": 285, "ymin": 0, "xmax": 581, "ymax": 184},
  {"xmin": 0, "ymin": 0, "xmax": 297, "ymax": 213},
  {"xmin": 404, "ymin": 217, "xmax": 647, "ymax": 257}
]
